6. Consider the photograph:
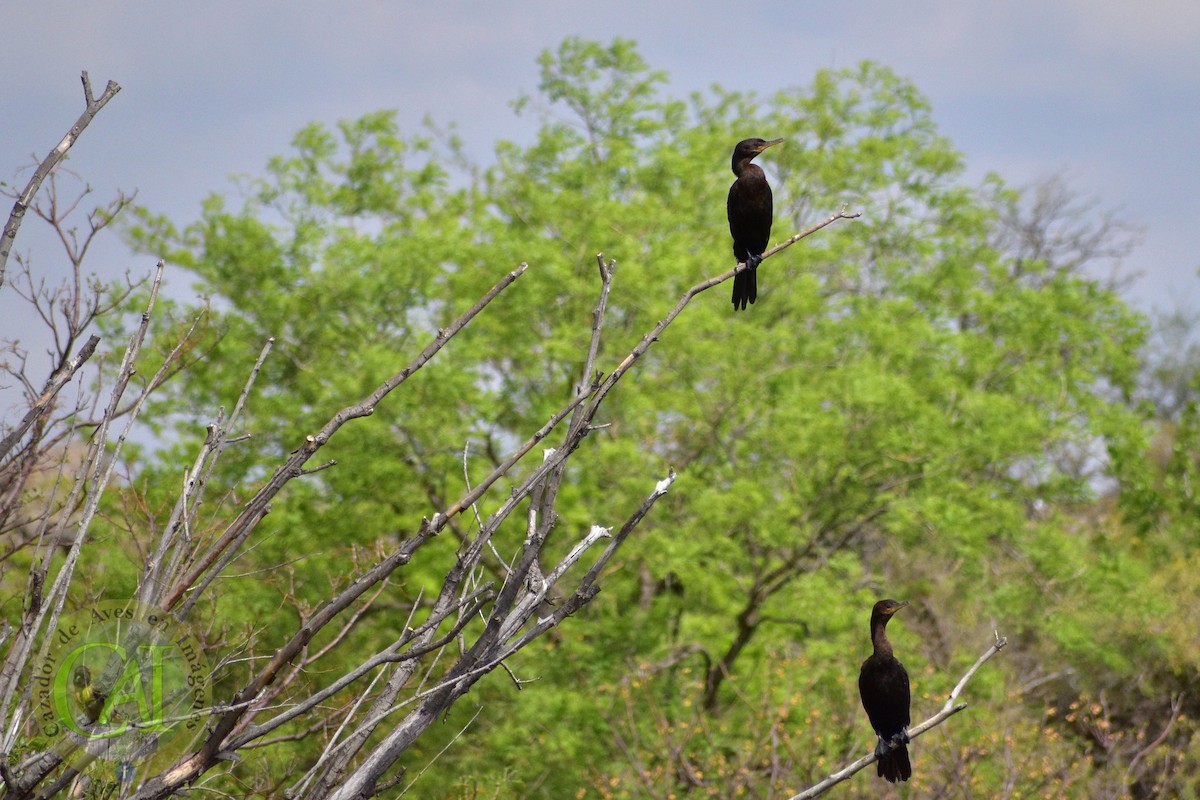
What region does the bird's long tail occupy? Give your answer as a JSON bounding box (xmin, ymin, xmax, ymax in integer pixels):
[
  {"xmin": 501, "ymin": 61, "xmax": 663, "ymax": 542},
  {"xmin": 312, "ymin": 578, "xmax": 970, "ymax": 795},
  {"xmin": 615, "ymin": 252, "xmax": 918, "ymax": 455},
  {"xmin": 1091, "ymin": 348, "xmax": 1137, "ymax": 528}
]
[
  {"xmin": 877, "ymin": 742, "xmax": 912, "ymax": 783},
  {"xmin": 731, "ymin": 266, "xmax": 757, "ymax": 310}
]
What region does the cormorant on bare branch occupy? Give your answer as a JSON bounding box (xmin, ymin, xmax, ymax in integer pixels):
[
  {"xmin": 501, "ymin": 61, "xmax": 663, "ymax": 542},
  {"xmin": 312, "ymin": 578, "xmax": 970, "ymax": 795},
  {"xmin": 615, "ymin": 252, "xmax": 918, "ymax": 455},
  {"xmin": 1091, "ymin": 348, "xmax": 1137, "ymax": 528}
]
[
  {"xmin": 858, "ymin": 599, "xmax": 913, "ymax": 783},
  {"xmin": 726, "ymin": 137, "xmax": 783, "ymax": 310}
]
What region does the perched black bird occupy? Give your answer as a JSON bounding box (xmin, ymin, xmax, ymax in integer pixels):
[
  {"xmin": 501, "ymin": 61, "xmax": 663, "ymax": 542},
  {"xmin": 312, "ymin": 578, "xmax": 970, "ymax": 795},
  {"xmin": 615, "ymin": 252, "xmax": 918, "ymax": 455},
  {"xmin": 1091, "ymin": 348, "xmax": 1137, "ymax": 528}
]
[
  {"xmin": 858, "ymin": 599, "xmax": 913, "ymax": 783},
  {"xmin": 726, "ymin": 137, "xmax": 783, "ymax": 310}
]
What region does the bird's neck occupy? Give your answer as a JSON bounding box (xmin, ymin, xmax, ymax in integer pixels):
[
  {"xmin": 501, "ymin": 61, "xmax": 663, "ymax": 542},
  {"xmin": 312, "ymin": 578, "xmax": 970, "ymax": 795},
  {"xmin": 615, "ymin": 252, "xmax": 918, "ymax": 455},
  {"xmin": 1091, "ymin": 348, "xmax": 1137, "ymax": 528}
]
[
  {"xmin": 732, "ymin": 161, "xmax": 764, "ymax": 179},
  {"xmin": 871, "ymin": 619, "xmax": 894, "ymax": 657}
]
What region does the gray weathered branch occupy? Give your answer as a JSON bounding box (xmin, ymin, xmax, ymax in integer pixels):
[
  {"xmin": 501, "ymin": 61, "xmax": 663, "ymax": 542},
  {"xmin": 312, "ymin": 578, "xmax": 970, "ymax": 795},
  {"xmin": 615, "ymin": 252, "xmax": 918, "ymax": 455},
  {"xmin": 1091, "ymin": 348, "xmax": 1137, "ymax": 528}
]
[
  {"xmin": 0, "ymin": 334, "xmax": 99, "ymax": 463},
  {"xmin": 0, "ymin": 72, "xmax": 121, "ymax": 289}
]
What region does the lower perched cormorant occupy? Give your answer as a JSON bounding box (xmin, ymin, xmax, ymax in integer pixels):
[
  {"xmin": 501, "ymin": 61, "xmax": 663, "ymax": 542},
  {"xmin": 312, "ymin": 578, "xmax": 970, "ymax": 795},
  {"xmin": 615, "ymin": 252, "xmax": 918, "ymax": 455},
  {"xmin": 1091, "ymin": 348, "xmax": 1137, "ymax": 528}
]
[
  {"xmin": 726, "ymin": 137, "xmax": 783, "ymax": 310},
  {"xmin": 858, "ymin": 599, "xmax": 912, "ymax": 783}
]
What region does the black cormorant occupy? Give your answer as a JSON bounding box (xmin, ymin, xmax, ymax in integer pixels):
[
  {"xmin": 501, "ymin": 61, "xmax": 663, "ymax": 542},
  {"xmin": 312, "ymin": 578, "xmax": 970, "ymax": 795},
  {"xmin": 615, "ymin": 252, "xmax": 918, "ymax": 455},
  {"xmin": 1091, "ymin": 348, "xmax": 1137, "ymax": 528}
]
[
  {"xmin": 726, "ymin": 137, "xmax": 783, "ymax": 310},
  {"xmin": 858, "ymin": 599, "xmax": 912, "ymax": 783}
]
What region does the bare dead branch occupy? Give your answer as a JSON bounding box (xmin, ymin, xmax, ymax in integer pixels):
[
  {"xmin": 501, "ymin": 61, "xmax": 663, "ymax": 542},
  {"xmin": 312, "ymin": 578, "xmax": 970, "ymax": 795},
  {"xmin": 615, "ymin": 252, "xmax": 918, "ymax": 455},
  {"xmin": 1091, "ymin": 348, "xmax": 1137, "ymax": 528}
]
[
  {"xmin": 944, "ymin": 630, "xmax": 1008, "ymax": 711},
  {"xmin": 298, "ymin": 417, "xmax": 599, "ymax": 799},
  {"xmin": 229, "ymin": 585, "xmax": 494, "ymax": 752},
  {"xmin": 138, "ymin": 334, "xmax": 272, "ymax": 611},
  {"xmin": 0, "ymin": 334, "xmax": 98, "ymax": 463},
  {"xmin": 0, "ymin": 261, "xmax": 165, "ymax": 794},
  {"xmin": 575, "ymin": 252, "xmax": 615, "ymax": 403},
  {"xmin": 1125, "ymin": 692, "xmax": 1184, "ymax": 783},
  {"xmin": 0, "ymin": 72, "xmax": 121, "ymax": 288},
  {"xmin": 120, "ymin": 266, "xmax": 529, "ymax": 799},
  {"xmin": 162, "ymin": 265, "xmax": 527, "ymax": 612},
  {"xmin": 397, "ymin": 706, "xmax": 483, "ymax": 797}
]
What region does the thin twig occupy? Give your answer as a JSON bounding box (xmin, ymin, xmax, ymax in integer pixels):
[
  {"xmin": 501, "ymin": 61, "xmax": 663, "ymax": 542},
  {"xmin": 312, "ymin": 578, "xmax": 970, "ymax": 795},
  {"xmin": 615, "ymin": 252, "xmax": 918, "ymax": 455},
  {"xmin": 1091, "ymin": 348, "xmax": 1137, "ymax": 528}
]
[
  {"xmin": 230, "ymin": 585, "xmax": 492, "ymax": 750},
  {"xmin": 0, "ymin": 335, "xmax": 99, "ymax": 462},
  {"xmin": 397, "ymin": 706, "xmax": 483, "ymax": 797},
  {"xmin": 1125, "ymin": 693, "xmax": 1184, "ymax": 782},
  {"xmin": 1, "ymin": 72, "xmax": 121, "ymax": 288},
  {"xmin": 943, "ymin": 630, "xmax": 1008, "ymax": 712},
  {"xmin": 136, "ymin": 312, "xmax": 224, "ymax": 608}
]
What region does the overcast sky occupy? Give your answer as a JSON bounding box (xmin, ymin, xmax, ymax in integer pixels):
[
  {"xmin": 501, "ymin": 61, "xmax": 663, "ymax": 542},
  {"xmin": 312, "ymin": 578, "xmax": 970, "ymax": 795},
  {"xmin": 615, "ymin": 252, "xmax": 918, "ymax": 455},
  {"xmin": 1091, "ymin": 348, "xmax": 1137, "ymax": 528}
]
[{"xmin": 3, "ymin": 1, "xmax": 1198, "ymax": 344}]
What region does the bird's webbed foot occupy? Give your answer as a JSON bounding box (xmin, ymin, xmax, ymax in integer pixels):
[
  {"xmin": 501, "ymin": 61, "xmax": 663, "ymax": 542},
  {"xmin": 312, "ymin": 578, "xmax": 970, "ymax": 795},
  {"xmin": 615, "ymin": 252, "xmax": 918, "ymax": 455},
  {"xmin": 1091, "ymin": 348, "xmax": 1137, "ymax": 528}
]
[
  {"xmin": 875, "ymin": 728, "xmax": 909, "ymax": 758},
  {"xmin": 873, "ymin": 736, "xmax": 891, "ymax": 759},
  {"xmin": 744, "ymin": 253, "xmax": 762, "ymax": 271}
]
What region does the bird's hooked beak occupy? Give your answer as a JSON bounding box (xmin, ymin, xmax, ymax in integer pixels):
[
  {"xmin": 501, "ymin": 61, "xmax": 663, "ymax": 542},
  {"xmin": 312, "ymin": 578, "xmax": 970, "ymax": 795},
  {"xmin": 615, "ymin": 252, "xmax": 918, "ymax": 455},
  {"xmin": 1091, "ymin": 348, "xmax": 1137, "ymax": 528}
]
[
  {"xmin": 756, "ymin": 138, "xmax": 785, "ymax": 153},
  {"xmin": 885, "ymin": 601, "xmax": 910, "ymax": 617}
]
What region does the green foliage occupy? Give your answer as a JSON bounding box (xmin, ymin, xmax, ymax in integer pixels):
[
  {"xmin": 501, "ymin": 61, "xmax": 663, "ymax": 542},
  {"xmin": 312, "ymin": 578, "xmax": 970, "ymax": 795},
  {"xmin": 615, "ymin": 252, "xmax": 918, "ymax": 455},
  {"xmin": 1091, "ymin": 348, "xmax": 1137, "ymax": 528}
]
[{"xmin": 107, "ymin": 36, "xmax": 1195, "ymax": 797}]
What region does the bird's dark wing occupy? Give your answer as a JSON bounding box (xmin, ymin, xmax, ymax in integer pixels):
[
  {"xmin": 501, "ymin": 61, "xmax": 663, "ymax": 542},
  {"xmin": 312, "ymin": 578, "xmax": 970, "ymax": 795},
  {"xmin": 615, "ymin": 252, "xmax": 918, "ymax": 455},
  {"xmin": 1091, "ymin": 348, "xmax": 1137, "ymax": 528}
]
[
  {"xmin": 860, "ymin": 655, "xmax": 913, "ymax": 783},
  {"xmin": 726, "ymin": 171, "xmax": 773, "ymax": 260},
  {"xmin": 858, "ymin": 655, "xmax": 911, "ymax": 738}
]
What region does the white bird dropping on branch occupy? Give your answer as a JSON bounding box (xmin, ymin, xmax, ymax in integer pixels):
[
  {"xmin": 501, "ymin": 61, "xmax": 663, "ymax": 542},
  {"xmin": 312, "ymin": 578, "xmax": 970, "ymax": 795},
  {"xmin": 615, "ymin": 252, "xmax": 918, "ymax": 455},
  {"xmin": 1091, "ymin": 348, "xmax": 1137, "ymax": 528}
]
[
  {"xmin": 542, "ymin": 447, "xmax": 557, "ymax": 461},
  {"xmin": 589, "ymin": 525, "xmax": 613, "ymax": 539},
  {"xmin": 655, "ymin": 469, "xmax": 677, "ymax": 495}
]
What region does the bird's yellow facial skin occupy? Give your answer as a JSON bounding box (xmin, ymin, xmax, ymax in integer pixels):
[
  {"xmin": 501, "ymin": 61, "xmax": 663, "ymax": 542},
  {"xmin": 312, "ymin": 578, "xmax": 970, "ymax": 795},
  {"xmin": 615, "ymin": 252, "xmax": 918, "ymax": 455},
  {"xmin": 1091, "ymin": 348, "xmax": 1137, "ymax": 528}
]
[{"xmin": 756, "ymin": 138, "xmax": 784, "ymax": 152}]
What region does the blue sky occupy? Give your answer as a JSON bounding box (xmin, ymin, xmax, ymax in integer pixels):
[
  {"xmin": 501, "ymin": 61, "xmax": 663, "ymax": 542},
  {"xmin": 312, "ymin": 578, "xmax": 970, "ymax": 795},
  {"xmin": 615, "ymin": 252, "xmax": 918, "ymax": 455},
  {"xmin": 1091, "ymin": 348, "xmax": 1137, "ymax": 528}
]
[{"xmin": 2, "ymin": 1, "xmax": 1198, "ymax": 337}]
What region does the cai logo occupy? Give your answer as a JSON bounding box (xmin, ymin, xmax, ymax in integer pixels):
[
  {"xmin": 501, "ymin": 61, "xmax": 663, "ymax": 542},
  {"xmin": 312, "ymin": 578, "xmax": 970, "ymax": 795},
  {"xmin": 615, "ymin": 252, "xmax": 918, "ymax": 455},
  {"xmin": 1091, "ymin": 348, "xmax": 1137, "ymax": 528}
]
[{"xmin": 32, "ymin": 601, "xmax": 210, "ymax": 778}]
